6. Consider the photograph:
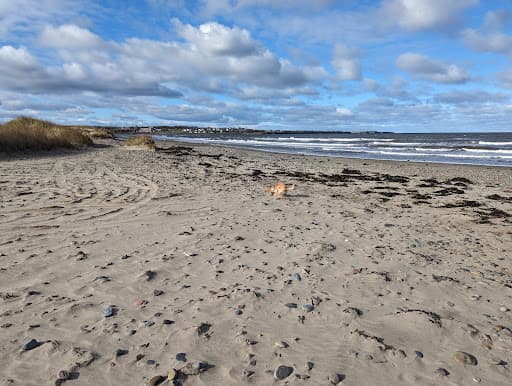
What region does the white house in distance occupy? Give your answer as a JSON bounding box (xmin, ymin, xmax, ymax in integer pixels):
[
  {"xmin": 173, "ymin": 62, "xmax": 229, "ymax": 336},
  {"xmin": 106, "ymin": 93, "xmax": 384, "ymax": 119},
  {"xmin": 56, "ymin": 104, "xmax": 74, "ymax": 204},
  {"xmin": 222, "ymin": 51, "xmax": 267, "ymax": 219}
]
[{"xmin": 138, "ymin": 127, "xmax": 154, "ymax": 134}]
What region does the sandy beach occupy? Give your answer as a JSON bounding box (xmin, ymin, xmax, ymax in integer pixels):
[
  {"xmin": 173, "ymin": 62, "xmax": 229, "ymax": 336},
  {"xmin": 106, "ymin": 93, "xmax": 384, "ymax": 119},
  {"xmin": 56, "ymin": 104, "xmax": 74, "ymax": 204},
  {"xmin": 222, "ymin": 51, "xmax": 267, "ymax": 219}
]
[{"xmin": 1, "ymin": 140, "xmax": 511, "ymax": 386}]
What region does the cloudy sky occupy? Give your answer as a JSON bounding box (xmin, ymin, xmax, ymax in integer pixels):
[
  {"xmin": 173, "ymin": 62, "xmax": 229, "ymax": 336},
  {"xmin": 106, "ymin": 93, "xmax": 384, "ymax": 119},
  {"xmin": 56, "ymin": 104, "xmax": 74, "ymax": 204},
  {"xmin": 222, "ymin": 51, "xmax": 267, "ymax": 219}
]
[{"xmin": 0, "ymin": 0, "xmax": 511, "ymax": 132}]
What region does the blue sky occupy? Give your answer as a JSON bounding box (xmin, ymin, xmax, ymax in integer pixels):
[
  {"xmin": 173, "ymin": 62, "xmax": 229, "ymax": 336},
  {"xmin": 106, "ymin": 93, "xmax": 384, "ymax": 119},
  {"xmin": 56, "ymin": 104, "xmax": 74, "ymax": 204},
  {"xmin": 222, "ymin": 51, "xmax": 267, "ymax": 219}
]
[{"xmin": 0, "ymin": 0, "xmax": 511, "ymax": 132}]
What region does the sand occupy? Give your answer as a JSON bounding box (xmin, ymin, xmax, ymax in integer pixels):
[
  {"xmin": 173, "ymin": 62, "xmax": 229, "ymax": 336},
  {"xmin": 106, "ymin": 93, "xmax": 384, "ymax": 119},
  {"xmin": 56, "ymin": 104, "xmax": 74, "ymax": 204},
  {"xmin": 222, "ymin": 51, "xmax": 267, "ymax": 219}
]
[{"xmin": 0, "ymin": 139, "xmax": 511, "ymax": 386}]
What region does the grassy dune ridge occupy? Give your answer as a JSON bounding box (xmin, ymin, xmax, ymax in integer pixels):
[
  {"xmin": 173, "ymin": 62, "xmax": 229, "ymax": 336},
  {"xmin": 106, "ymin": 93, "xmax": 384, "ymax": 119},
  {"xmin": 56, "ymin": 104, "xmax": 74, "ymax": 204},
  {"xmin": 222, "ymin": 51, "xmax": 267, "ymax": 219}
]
[
  {"xmin": 0, "ymin": 117, "xmax": 94, "ymax": 152},
  {"xmin": 124, "ymin": 135, "xmax": 156, "ymax": 150}
]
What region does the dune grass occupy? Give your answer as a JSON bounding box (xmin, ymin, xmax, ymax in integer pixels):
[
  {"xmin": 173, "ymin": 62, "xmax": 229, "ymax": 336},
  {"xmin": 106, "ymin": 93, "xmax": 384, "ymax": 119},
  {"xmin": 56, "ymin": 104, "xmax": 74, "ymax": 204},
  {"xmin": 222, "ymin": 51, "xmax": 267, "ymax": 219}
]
[
  {"xmin": 124, "ymin": 135, "xmax": 156, "ymax": 150},
  {"xmin": 78, "ymin": 127, "xmax": 114, "ymax": 139},
  {"xmin": 0, "ymin": 117, "xmax": 93, "ymax": 152}
]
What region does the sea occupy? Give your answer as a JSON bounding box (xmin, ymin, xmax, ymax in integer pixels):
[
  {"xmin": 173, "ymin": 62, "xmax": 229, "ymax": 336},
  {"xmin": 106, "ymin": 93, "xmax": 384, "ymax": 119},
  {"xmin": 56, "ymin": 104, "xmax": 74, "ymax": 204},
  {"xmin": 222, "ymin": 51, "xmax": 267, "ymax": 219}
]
[{"xmin": 152, "ymin": 132, "xmax": 512, "ymax": 168}]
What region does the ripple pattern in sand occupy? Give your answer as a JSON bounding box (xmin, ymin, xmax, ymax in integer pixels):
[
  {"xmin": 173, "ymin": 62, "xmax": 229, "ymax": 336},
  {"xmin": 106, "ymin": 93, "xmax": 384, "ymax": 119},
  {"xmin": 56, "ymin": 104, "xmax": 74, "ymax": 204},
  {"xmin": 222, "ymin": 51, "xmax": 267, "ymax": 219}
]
[{"xmin": 0, "ymin": 159, "xmax": 157, "ymax": 230}]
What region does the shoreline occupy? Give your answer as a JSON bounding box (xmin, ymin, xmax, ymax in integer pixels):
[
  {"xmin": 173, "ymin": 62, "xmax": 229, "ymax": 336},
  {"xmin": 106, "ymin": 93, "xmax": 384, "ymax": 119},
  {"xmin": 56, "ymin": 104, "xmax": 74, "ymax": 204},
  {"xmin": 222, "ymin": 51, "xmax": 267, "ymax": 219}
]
[
  {"xmin": 0, "ymin": 140, "xmax": 511, "ymax": 385},
  {"xmin": 151, "ymin": 135, "xmax": 512, "ymax": 170}
]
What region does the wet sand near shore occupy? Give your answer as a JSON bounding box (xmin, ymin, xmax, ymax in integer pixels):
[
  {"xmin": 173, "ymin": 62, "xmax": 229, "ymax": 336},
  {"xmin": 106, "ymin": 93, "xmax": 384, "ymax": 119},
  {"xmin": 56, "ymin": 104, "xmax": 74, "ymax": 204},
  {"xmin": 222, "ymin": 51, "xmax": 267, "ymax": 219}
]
[{"xmin": 0, "ymin": 140, "xmax": 511, "ymax": 385}]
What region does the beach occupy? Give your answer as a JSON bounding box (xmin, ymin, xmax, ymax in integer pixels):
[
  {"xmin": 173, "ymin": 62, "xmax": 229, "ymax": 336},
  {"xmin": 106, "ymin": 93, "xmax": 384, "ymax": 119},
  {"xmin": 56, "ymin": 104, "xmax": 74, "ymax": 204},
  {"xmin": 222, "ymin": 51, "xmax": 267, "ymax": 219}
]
[{"xmin": 0, "ymin": 139, "xmax": 511, "ymax": 386}]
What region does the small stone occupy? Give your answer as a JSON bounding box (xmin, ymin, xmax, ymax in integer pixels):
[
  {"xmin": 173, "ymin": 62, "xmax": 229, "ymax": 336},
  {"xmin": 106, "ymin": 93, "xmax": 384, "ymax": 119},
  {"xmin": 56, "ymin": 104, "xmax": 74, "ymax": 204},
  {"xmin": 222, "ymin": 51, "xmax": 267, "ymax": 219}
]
[
  {"xmin": 480, "ymin": 334, "xmax": 493, "ymax": 350},
  {"xmin": 102, "ymin": 306, "xmax": 115, "ymax": 318},
  {"xmin": 57, "ymin": 370, "xmax": 69, "ymax": 380},
  {"xmin": 302, "ymin": 304, "xmax": 314, "ymax": 312},
  {"xmin": 176, "ymin": 352, "xmax": 187, "ymax": 362},
  {"xmin": 328, "ymin": 373, "xmax": 344, "ymax": 384},
  {"xmin": 414, "ymin": 351, "xmax": 423, "ymax": 359},
  {"xmin": 144, "ymin": 270, "xmax": 157, "ymax": 281},
  {"xmin": 147, "ymin": 375, "xmax": 165, "ymax": 386},
  {"xmin": 197, "ymin": 322, "xmax": 211, "ymax": 336},
  {"xmin": 167, "ymin": 369, "xmax": 177, "ymax": 381},
  {"xmin": 153, "ymin": 290, "xmax": 164, "ymax": 296},
  {"xmin": 473, "ymin": 377, "xmax": 481, "ymax": 383},
  {"xmin": 235, "ymin": 309, "xmax": 243, "ymax": 315},
  {"xmin": 275, "ymin": 341, "xmax": 289, "ymax": 348},
  {"xmin": 471, "ymin": 294, "xmax": 481, "ymax": 300},
  {"xmin": 292, "ymin": 273, "xmax": 302, "ymax": 281},
  {"xmin": 22, "ymin": 338, "xmax": 40, "ymax": 351},
  {"xmin": 114, "ymin": 348, "xmax": 128, "ymax": 357},
  {"xmin": 163, "ymin": 319, "xmax": 174, "ymax": 325},
  {"xmin": 454, "ymin": 351, "xmax": 477, "ymax": 365},
  {"xmin": 136, "ymin": 354, "xmax": 145, "ymax": 361},
  {"xmin": 343, "ymin": 307, "xmax": 362, "ymax": 317},
  {"xmin": 147, "ymin": 359, "xmax": 156, "ymax": 365},
  {"xmin": 180, "ymin": 361, "xmax": 210, "ymax": 376},
  {"xmin": 499, "ymin": 306, "xmax": 510, "ymax": 312},
  {"xmin": 435, "ymin": 368, "xmax": 449, "ymax": 377},
  {"xmin": 285, "ymin": 303, "xmax": 298, "ymax": 309},
  {"xmin": 305, "ymin": 361, "xmax": 314, "ymax": 371},
  {"xmin": 243, "ymin": 369, "xmax": 255, "ymax": 378},
  {"xmin": 274, "ymin": 365, "xmax": 293, "ymax": 380}
]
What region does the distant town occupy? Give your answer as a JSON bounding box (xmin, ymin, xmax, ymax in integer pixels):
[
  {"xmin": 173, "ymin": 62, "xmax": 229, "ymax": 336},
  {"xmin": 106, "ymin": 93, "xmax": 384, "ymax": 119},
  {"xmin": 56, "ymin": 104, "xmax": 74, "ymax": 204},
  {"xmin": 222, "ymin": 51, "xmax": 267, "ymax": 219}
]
[{"xmin": 106, "ymin": 125, "xmax": 384, "ymax": 135}]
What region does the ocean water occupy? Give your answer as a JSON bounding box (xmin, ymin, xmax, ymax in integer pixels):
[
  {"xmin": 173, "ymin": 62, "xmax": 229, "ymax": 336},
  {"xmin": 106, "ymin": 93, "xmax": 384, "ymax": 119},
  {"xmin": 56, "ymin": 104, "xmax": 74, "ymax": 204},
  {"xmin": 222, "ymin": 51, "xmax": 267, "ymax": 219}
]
[{"xmin": 153, "ymin": 132, "xmax": 512, "ymax": 167}]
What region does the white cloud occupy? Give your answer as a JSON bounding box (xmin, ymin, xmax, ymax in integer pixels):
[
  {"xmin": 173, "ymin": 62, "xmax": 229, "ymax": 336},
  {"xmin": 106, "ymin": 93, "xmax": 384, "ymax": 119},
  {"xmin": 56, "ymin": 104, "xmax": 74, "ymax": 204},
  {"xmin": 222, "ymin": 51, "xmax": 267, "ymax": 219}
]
[
  {"xmin": 434, "ymin": 89, "xmax": 510, "ymax": 104},
  {"xmin": 0, "ymin": 0, "xmax": 85, "ymax": 38},
  {"xmin": 362, "ymin": 78, "xmax": 380, "ymax": 92},
  {"xmin": 335, "ymin": 107, "xmax": 353, "ymax": 117},
  {"xmin": 40, "ymin": 24, "xmax": 104, "ymax": 49},
  {"xmin": 498, "ymin": 69, "xmax": 512, "ymax": 88},
  {"xmin": 173, "ymin": 19, "xmax": 259, "ymax": 57},
  {"xmin": 0, "ymin": 21, "xmax": 328, "ymax": 98},
  {"xmin": 331, "ymin": 44, "xmax": 361, "ymax": 81},
  {"xmin": 461, "ymin": 10, "xmax": 512, "ymax": 55},
  {"xmin": 396, "ymin": 53, "xmax": 470, "ymax": 84},
  {"xmin": 380, "ymin": 0, "xmax": 478, "ymax": 31},
  {"xmin": 0, "ymin": 46, "xmax": 38, "ymax": 70},
  {"xmin": 462, "ymin": 29, "xmax": 512, "ymax": 54}
]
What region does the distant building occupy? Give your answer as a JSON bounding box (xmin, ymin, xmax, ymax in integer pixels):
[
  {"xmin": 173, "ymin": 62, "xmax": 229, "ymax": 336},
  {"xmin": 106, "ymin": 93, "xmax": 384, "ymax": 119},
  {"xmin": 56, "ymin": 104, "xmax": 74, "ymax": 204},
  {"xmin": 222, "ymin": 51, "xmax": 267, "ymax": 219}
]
[{"xmin": 138, "ymin": 127, "xmax": 153, "ymax": 134}]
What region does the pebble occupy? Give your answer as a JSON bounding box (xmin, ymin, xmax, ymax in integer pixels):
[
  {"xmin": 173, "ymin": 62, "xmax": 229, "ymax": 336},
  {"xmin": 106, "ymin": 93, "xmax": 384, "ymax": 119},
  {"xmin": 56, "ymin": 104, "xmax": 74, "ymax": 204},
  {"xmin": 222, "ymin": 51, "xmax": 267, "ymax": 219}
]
[
  {"xmin": 163, "ymin": 319, "xmax": 174, "ymax": 325},
  {"xmin": 414, "ymin": 351, "xmax": 423, "ymax": 359},
  {"xmin": 153, "ymin": 290, "xmax": 164, "ymax": 296},
  {"xmin": 285, "ymin": 303, "xmax": 298, "ymax": 309},
  {"xmin": 454, "ymin": 351, "xmax": 477, "ymax": 366},
  {"xmin": 147, "ymin": 375, "xmax": 165, "ymax": 386},
  {"xmin": 57, "ymin": 370, "xmax": 69, "ymax": 380},
  {"xmin": 274, "ymin": 365, "xmax": 293, "ymax": 380},
  {"xmin": 275, "ymin": 341, "xmax": 289, "ymax": 348},
  {"xmin": 471, "ymin": 294, "xmax": 481, "ymax": 300},
  {"xmin": 176, "ymin": 352, "xmax": 187, "ymax": 362},
  {"xmin": 235, "ymin": 309, "xmax": 243, "ymax": 315},
  {"xmin": 328, "ymin": 373, "xmax": 344, "ymax": 384},
  {"xmin": 473, "ymin": 377, "xmax": 481, "ymax": 383},
  {"xmin": 180, "ymin": 361, "xmax": 210, "ymax": 375},
  {"xmin": 114, "ymin": 348, "xmax": 128, "ymax": 357},
  {"xmin": 102, "ymin": 306, "xmax": 115, "ymax": 318},
  {"xmin": 302, "ymin": 304, "xmax": 314, "ymax": 312},
  {"xmin": 292, "ymin": 273, "xmax": 302, "ymax": 281},
  {"xmin": 144, "ymin": 270, "xmax": 157, "ymax": 281},
  {"xmin": 22, "ymin": 338, "xmax": 40, "ymax": 351},
  {"xmin": 435, "ymin": 368, "xmax": 449, "ymax": 377},
  {"xmin": 499, "ymin": 306, "xmax": 510, "ymax": 312},
  {"xmin": 167, "ymin": 369, "xmax": 177, "ymax": 381},
  {"xmin": 305, "ymin": 361, "xmax": 314, "ymax": 371}
]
